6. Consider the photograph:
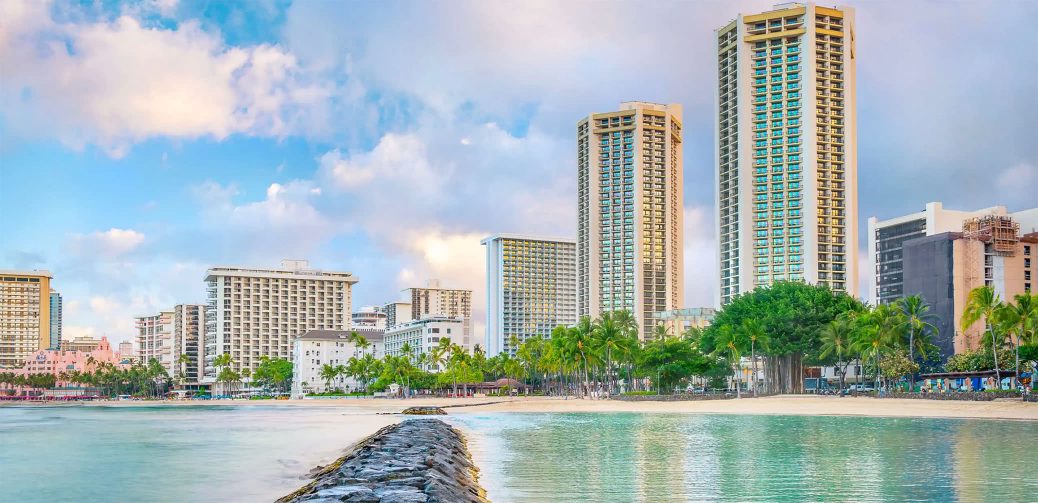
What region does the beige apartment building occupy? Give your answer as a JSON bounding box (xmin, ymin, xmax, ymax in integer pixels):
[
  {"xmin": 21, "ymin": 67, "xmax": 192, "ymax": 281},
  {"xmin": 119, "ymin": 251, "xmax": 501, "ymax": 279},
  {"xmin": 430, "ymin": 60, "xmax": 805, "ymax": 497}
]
[
  {"xmin": 136, "ymin": 309, "xmax": 174, "ymax": 370},
  {"xmin": 405, "ymin": 280, "xmax": 473, "ymax": 350},
  {"xmin": 716, "ymin": 3, "xmax": 858, "ymax": 305},
  {"xmin": 203, "ymin": 260, "xmax": 357, "ymax": 380},
  {"xmin": 0, "ymin": 270, "xmax": 52, "ymax": 368},
  {"xmin": 577, "ymin": 102, "xmax": 684, "ymax": 338}
]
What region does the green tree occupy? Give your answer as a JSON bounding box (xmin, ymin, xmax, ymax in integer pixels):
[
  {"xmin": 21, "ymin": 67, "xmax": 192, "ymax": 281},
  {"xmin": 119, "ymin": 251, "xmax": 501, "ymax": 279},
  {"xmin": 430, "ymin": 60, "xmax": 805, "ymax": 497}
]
[
  {"xmin": 994, "ymin": 293, "xmax": 1037, "ymax": 389},
  {"xmin": 896, "ymin": 294, "xmax": 937, "ymax": 388},
  {"xmin": 703, "ymin": 281, "xmax": 863, "ymax": 393},
  {"xmin": 819, "ymin": 315, "xmax": 854, "ymax": 390},
  {"xmin": 711, "ymin": 325, "xmax": 745, "ymax": 397},
  {"xmin": 961, "ymin": 286, "xmax": 1005, "ymax": 385},
  {"xmin": 740, "ymin": 318, "xmax": 768, "ymax": 396}
]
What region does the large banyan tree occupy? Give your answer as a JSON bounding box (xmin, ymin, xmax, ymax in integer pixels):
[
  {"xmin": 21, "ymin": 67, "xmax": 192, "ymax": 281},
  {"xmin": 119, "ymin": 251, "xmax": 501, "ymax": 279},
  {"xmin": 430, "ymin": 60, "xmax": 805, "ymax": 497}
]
[{"xmin": 701, "ymin": 281, "xmax": 864, "ymax": 394}]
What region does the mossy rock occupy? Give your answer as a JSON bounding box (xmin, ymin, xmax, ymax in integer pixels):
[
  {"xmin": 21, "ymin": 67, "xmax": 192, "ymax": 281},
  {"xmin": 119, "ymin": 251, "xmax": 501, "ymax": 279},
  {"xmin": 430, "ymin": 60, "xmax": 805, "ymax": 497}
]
[{"xmin": 401, "ymin": 406, "xmax": 447, "ymax": 415}]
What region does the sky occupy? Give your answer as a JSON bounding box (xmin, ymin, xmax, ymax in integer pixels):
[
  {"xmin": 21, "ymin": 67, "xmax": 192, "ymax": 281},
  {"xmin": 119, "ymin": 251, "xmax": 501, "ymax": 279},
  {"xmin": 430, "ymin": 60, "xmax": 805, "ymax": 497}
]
[{"xmin": 2, "ymin": 0, "xmax": 1037, "ymax": 348}]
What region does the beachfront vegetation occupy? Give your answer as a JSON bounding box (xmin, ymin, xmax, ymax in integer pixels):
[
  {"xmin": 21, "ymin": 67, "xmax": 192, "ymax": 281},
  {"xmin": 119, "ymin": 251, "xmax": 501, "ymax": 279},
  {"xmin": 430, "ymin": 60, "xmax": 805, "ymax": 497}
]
[
  {"xmin": 960, "ymin": 288, "xmax": 1038, "ymax": 387},
  {"xmin": 0, "ymin": 358, "xmax": 172, "ymax": 398}
]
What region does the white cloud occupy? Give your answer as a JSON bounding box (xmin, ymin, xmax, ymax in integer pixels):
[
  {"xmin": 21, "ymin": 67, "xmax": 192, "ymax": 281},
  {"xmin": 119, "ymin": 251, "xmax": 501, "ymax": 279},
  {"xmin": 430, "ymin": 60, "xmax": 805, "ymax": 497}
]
[
  {"xmin": 66, "ymin": 228, "xmax": 146, "ymax": 258},
  {"xmin": 0, "ymin": 0, "xmax": 329, "ymax": 156},
  {"xmin": 319, "ymin": 134, "xmax": 436, "ymax": 190}
]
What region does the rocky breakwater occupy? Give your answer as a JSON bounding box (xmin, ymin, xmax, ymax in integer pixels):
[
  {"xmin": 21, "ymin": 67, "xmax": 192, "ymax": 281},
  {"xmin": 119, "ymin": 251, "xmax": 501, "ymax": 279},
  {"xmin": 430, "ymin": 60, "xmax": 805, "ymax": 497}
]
[{"xmin": 278, "ymin": 419, "xmax": 488, "ymax": 503}]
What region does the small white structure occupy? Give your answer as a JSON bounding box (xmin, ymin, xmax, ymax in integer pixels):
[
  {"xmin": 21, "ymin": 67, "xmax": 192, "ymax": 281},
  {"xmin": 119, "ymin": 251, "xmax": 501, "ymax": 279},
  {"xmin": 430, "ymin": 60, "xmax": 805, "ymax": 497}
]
[{"xmin": 291, "ymin": 329, "xmax": 383, "ymax": 397}]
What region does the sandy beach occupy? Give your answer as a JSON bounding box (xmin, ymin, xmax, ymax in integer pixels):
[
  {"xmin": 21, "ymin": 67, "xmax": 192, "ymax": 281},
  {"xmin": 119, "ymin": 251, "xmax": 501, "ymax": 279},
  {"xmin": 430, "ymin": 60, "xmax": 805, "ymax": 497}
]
[{"xmin": 16, "ymin": 395, "xmax": 1037, "ymax": 420}]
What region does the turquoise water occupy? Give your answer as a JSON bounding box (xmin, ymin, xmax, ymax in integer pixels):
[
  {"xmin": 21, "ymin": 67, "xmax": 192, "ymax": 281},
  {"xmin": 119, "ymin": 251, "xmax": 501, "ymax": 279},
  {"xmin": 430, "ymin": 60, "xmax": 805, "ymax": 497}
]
[
  {"xmin": 0, "ymin": 405, "xmax": 393, "ymax": 502},
  {"xmin": 2, "ymin": 407, "xmax": 1036, "ymax": 502},
  {"xmin": 452, "ymin": 413, "xmax": 1038, "ymax": 503}
]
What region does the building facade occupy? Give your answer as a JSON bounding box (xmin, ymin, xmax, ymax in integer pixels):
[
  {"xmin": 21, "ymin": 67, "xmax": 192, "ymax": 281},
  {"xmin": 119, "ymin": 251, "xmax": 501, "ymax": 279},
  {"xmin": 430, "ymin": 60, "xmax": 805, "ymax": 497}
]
[
  {"xmin": 868, "ymin": 203, "xmax": 1038, "ymax": 305},
  {"xmin": 902, "ymin": 219, "xmax": 1036, "ymax": 358},
  {"xmin": 173, "ymin": 304, "xmax": 205, "ymax": 384},
  {"xmin": 204, "ymin": 260, "xmax": 357, "ymax": 381},
  {"xmin": 59, "ymin": 336, "xmax": 104, "ymax": 353},
  {"xmin": 716, "ymin": 3, "xmax": 858, "ymax": 305},
  {"xmin": 382, "ymin": 301, "xmax": 413, "ymax": 329},
  {"xmin": 291, "ymin": 329, "xmax": 383, "ymax": 397},
  {"xmin": 406, "ymin": 280, "xmax": 472, "ymax": 350},
  {"xmin": 14, "ymin": 336, "xmax": 127, "ymax": 379},
  {"xmin": 49, "ymin": 290, "xmax": 62, "ymax": 350},
  {"xmin": 351, "ymin": 306, "xmax": 388, "ymax": 332},
  {"xmin": 577, "ymin": 102, "xmax": 684, "ymax": 337},
  {"xmin": 117, "ymin": 341, "xmax": 135, "ymax": 359},
  {"xmin": 0, "ymin": 270, "xmax": 52, "ymax": 368},
  {"xmin": 135, "ymin": 310, "xmax": 174, "ymax": 370},
  {"xmin": 482, "ymin": 234, "xmax": 577, "ymax": 356},
  {"xmin": 383, "ymin": 317, "xmax": 467, "ymax": 369},
  {"xmin": 650, "ymin": 307, "xmax": 717, "ymax": 335}
]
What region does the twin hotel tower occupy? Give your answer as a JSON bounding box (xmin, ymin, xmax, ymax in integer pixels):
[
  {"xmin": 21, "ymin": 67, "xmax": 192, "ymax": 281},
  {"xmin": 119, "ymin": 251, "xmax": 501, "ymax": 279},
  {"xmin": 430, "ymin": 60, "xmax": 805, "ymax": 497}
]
[{"xmin": 3, "ymin": 4, "xmax": 1035, "ymax": 383}]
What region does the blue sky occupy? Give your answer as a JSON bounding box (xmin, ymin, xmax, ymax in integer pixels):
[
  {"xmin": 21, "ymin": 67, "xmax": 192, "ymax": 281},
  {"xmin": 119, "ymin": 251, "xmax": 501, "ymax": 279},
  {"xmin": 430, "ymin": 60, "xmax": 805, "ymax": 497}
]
[{"xmin": 2, "ymin": 0, "xmax": 1037, "ymax": 346}]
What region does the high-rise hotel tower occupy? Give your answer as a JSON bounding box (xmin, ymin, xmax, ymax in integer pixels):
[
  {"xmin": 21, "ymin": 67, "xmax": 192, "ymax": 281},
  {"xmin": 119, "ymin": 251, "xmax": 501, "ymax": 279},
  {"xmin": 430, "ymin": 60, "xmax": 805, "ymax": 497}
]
[
  {"xmin": 578, "ymin": 102, "xmax": 684, "ymax": 338},
  {"xmin": 716, "ymin": 3, "xmax": 858, "ymax": 305}
]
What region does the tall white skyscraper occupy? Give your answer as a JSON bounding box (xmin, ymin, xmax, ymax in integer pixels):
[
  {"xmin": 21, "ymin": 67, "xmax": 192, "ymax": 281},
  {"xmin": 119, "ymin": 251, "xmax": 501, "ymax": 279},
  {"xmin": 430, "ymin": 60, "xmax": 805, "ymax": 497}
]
[
  {"xmin": 716, "ymin": 3, "xmax": 858, "ymax": 305},
  {"xmin": 482, "ymin": 234, "xmax": 577, "ymax": 356},
  {"xmin": 203, "ymin": 260, "xmax": 356, "ymax": 380},
  {"xmin": 577, "ymin": 101, "xmax": 684, "ymax": 338}
]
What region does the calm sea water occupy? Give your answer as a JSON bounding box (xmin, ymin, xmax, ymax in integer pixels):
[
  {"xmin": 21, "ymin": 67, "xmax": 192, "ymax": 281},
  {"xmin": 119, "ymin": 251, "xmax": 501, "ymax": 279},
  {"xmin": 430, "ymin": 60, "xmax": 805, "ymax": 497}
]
[
  {"xmin": 0, "ymin": 405, "xmax": 396, "ymax": 503},
  {"xmin": 452, "ymin": 413, "xmax": 1038, "ymax": 503},
  {"xmin": 1, "ymin": 407, "xmax": 1035, "ymax": 502}
]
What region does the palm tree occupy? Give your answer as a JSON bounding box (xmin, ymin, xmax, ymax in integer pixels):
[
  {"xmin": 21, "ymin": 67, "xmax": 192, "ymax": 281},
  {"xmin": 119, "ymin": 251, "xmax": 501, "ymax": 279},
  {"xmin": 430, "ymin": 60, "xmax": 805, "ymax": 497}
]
[
  {"xmin": 896, "ymin": 295, "xmax": 937, "ymax": 388},
  {"xmin": 319, "ymin": 364, "xmax": 338, "ymax": 392},
  {"xmin": 740, "ymin": 319, "xmax": 768, "ymax": 396},
  {"xmin": 571, "ymin": 316, "xmax": 595, "ymax": 398},
  {"xmin": 820, "ymin": 315, "xmax": 854, "ymax": 391},
  {"xmin": 176, "ymin": 354, "xmax": 192, "ymax": 385},
  {"xmin": 854, "ymin": 306, "xmax": 899, "ymax": 391},
  {"xmin": 712, "ymin": 325, "xmax": 745, "ymax": 398},
  {"xmin": 995, "ymin": 293, "xmax": 1037, "ymax": 389},
  {"xmin": 961, "ymin": 286, "xmax": 1004, "ymax": 386},
  {"xmin": 595, "ymin": 312, "xmax": 627, "ymax": 396}
]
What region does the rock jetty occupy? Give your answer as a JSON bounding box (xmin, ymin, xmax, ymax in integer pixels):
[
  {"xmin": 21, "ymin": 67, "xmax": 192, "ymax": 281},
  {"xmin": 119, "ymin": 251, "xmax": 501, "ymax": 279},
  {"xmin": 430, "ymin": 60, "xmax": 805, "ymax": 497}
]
[
  {"xmin": 401, "ymin": 407, "xmax": 447, "ymax": 415},
  {"xmin": 278, "ymin": 419, "xmax": 488, "ymax": 503}
]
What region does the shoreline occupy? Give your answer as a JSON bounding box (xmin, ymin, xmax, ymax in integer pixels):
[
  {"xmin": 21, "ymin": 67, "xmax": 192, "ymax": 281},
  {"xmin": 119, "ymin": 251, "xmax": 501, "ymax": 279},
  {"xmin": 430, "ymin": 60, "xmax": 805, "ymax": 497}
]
[{"xmin": 5, "ymin": 395, "xmax": 1036, "ymax": 420}]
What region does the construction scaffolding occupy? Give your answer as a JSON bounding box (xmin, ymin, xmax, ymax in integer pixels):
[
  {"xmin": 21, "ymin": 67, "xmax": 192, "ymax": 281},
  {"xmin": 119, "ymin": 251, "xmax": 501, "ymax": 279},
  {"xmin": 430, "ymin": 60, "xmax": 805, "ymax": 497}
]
[{"xmin": 962, "ymin": 215, "xmax": 1020, "ymax": 256}]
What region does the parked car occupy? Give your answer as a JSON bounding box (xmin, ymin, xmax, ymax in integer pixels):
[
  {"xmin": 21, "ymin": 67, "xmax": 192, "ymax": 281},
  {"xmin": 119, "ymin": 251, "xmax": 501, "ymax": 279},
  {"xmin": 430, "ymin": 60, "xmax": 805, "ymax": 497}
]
[{"xmin": 848, "ymin": 385, "xmax": 874, "ymax": 392}]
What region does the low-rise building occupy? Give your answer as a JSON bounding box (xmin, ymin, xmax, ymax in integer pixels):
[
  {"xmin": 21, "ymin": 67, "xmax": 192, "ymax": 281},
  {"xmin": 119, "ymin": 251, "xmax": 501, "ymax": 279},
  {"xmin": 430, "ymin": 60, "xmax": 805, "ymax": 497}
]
[
  {"xmin": 14, "ymin": 336, "xmax": 128, "ymax": 380},
  {"xmin": 650, "ymin": 308, "xmax": 716, "ymax": 337},
  {"xmin": 351, "ymin": 306, "xmax": 388, "ymax": 332},
  {"xmin": 383, "ymin": 317, "xmax": 467, "ymax": 370},
  {"xmin": 59, "ymin": 336, "xmax": 105, "ymax": 353},
  {"xmin": 291, "ymin": 329, "xmax": 383, "ymax": 396}
]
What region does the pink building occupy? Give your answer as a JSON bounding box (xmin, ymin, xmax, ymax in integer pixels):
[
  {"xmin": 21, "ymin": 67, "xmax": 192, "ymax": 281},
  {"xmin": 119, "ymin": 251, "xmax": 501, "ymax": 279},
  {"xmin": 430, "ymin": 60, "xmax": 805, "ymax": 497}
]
[{"xmin": 14, "ymin": 336, "xmax": 129, "ymax": 379}]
